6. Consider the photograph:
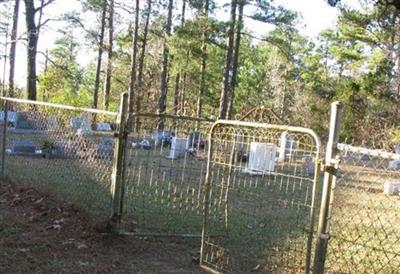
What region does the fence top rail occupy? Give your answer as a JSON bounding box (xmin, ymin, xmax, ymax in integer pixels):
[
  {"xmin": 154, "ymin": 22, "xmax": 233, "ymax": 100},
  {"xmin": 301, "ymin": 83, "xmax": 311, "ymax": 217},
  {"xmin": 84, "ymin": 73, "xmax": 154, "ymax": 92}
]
[
  {"xmin": 338, "ymin": 143, "xmax": 400, "ymax": 160},
  {"xmin": 0, "ymin": 97, "xmax": 118, "ymax": 116},
  {"xmin": 210, "ymin": 119, "xmax": 322, "ymax": 150},
  {"xmin": 130, "ymin": 112, "xmax": 215, "ymax": 123}
]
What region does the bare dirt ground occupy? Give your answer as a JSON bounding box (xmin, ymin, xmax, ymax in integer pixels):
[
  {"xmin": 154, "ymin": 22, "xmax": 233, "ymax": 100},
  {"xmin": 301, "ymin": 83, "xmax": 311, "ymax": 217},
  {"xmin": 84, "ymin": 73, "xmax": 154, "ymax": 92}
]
[{"xmin": 0, "ymin": 178, "xmax": 203, "ymax": 274}]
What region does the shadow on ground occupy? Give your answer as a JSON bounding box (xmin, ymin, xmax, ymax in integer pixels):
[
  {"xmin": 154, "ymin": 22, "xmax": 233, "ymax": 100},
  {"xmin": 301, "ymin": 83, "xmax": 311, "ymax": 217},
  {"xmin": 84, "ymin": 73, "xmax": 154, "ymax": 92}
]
[{"xmin": 0, "ymin": 178, "xmax": 202, "ymax": 274}]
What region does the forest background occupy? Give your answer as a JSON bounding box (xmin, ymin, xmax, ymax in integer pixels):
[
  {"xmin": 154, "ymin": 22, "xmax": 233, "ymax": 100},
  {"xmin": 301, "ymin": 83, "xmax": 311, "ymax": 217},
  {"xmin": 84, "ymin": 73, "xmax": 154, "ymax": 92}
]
[{"xmin": 0, "ymin": 0, "xmax": 399, "ymax": 148}]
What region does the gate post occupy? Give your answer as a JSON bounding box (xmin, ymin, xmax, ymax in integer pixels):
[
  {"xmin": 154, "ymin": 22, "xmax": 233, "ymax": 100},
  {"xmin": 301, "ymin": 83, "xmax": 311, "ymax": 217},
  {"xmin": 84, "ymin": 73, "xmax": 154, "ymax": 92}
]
[
  {"xmin": 110, "ymin": 92, "xmax": 129, "ymax": 232},
  {"xmin": 313, "ymin": 101, "xmax": 342, "ymax": 273},
  {"xmin": 1, "ymin": 100, "xmax": 8, "ymax": 177}
]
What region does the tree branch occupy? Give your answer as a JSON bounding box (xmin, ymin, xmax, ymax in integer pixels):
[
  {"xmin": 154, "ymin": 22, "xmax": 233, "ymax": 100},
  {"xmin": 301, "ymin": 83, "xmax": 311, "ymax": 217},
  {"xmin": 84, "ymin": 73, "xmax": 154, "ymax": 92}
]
[
  {"xmin": 36, "ymin": 18, "xmax": 54, "ymax": 30},
  {"xmin": 65, "ymin": 15, "xmax": 100, "ymax": 45},
  {"xmin": 241, "ymin": 31, "xmax": 291, "ymax": 58},
  {"xmin": 34, "ymin": 0, "xmax": 57, "ymax": 13}
]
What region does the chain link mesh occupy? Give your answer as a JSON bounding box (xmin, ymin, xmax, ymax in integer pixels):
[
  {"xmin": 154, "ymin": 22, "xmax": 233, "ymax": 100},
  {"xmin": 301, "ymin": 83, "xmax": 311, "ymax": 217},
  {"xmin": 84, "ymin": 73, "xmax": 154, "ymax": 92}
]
[
  {"xmin": 200, "ymin": 121, "xmax": 321, "ymax": 273},
  {"xmin": 0, "ymin": 98, "xmax": 117, "ymax": 219},
  {"xmin": 3, "ymin": 97, "xmax": 399, "ymax": 273},
  {"xmin": 325, "ymin": 144, "xmax": 400, "ymax": 273},
  {"xmin": 120, "ymin": 114, "xmax": 213, "ymax": 235}
]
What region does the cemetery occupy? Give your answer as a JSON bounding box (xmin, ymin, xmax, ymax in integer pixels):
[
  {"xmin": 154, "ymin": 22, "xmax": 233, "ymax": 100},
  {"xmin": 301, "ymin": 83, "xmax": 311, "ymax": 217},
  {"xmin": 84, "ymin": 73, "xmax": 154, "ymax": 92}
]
[
  {"xmin": 2, "ymin": 0, "xmax": 400, "ymax": 271},
  {"xmin": 0, "ymin": 100, "xmax": 399, "ymax": 273}
]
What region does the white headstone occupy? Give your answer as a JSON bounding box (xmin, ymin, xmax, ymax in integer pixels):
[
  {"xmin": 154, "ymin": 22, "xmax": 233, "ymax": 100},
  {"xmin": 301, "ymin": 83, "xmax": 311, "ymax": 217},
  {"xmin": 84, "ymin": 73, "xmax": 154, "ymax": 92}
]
[
  {"xmin": 278, "ymin": 132, "xmax": 295, "ymax": 161},
  {"xmin": 152, "ymin": 131, "xmax": 173, "ymax": 147},
  {"xmin": 303, "ymin": 154, "xmax": 316, "ymax": 176},
  {"xmin": 77, "ymin": 113, "xmax": 92, "ymax": 135},
  {"xmin": 167, "ymin": 137, "xmax": 187, "ymax": 159},
  {"xmin": 245, "ymin": 142, "xmax": 277, "ymax": 175},
  {"xmin": 388, "ymin": 160, "xmax": 400, "ymax": 170},
  {"xmin": 395, "ymin": 144, "xmax": 400, "ymax": 155},
  {"xmin": 383, "ymin": 182, "xmax": 400, "ymax": 195}
]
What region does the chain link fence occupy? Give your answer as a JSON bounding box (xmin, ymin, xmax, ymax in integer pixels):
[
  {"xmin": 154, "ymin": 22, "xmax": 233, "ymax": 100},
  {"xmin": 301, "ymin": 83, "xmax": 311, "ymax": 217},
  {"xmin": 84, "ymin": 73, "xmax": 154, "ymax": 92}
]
[
  {"xmin": 120, "ymin": 113, "xmax": 213, "ymax": 235},
  {"xmin": 1, "ymin": 96, "xmax": 399, "ymax": 273},
  {"xmin": 0, "ymin": 97, "xmax": 117, "ymax": 219},
  {"xmin": 200, "ymin": 121, "xmax": 322, "ymax": 273},
  {"xmin": 325, "ymin": 144, "xmax": 400, "ymax": 273}
]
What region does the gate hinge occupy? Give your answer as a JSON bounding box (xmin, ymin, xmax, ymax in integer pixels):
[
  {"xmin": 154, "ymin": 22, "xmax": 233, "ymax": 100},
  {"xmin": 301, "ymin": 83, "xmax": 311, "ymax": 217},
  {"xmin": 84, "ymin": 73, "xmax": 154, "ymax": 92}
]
[
  {"xmin": 113, "ymin": 129, "xmax": 128, "ymax": 139},
  {"xmin": 320, "ymin": 233, "xmax": 330, "ymax": 240},
  {"xmin": 322, "ymin": 165, "xmax": 338, "ymax": 175}
]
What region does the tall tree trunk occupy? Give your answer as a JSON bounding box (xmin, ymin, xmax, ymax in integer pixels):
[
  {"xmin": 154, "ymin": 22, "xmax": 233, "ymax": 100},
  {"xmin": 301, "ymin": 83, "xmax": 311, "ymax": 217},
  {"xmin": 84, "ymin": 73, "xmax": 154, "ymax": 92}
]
[
  {"xmin": 23, "ymin": 0, "xmax": 54, "ymax": 100},
  {"xmin": 179, "ymin": 1, "xmax": 188, "ymax": 116},
  {"xmin": 280, "ymin": 67, "xmax": 288, "ymax": 121},
  {"xmin": 103, "ymin": 0, "xmax": 114, "ymax": 110},
  {"xmin": 93, "ymin": 0, "xmax": 107, "ymax": 109},
  {"xmin": 196, "ymin": 0, "xmax": 209, "ymax": 123},
  {"xmin": 157, "ymin": 0, "xmax": 173, "ymax": 130},
  {"xmin": 135, "ymin": 0, "xmax": 152, "ymax": 131},
  {"xmin": 173, "ymin": 72, "xmax": 180, "ymax": 115},
  {"xmin": 43, "ymin": 49, "xmax": 48, "ymax": 101},
  {"xmin": 128, "ymin": 0, "xmax": 140, "ymax": 115},
  {"xmin": 180, "ymin": 72, "xmax": 187, "ymax": 114},
  {"xmin": 2, "ymin": 29, "xmax": 8, "ymax": 97},
  {"xmin": 227, "ymin": 1, "xmax": 244, "ymax": 119},
  {"xmin": 24, "ymin": 0, "xmax": 38, "ymax": 100},
  {"xmin": 173, "ymin": 0, "xmax": 186, "ymax": 116},
  {"xmin": 8, "ymin": 0, "xmax": 20, "ymax": 98},
  {"xmin": 219, "ymin": 0, "xmax": 237, "ymax": 119}
]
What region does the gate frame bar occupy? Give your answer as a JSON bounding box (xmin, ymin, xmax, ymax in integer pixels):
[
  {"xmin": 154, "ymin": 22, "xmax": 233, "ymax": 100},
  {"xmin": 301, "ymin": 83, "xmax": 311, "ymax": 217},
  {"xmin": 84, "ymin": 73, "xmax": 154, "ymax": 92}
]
[{"xmin": 200, "ymin": 120, "xmax": 322, "ymax": 273}]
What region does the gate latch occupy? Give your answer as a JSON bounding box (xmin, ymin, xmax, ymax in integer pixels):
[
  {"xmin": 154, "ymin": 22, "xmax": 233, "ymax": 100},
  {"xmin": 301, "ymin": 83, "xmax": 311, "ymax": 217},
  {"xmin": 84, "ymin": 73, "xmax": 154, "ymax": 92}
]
[{"xmin": 323, "ymin": 165, "xmax": 337, "ymax": 175}]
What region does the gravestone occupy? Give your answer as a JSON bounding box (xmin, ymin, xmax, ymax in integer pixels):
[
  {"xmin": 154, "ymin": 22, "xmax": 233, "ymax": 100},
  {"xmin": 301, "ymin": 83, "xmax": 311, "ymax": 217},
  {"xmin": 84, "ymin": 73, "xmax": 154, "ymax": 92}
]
[
  {"xmin": 186, "ymin": 131, "xmax": 205, "ymax": 152},
  {"xmin": 166, "ymin": 137, "xmax": 187, "ymax": 159},
  {"xmin": 96, "ymin": 122, "xmax": 112, "ymax": 131},
  {"xmin": 70, "ymin": 114, "xmax": 93, "ymax": 134},
  {"xmin": 11, "ymin": 112, "xmax": 47, "ymax": 132},
  {"xmin": 244, "ymin": 142, "xmax": 277, "ymax": 175},
  {"xmin": 77, "ymin": 113, "xmax": 93, "ymax": 135},
  {"xmin": 8, "ymin": 140, "xmax": 41, "ymax": 156},
  {"xmin": 360, "ymin": 153, "xmax": 370, "ymax": 162},
  {"xmin": 303, "ymin": 154, "xmax": 315, "ymax": 176},
  {"xmin": 388, "ymin": 159, "xmax": 400, "ymax": 170},
  {"xmin": 235, "ymin": 134, "xmax": 248, "ymax": 162},
  {"xmin": 15, "ymin": 112, "xmax": 36, "ymax": 130},
  {"xmin": 383, "ymin": 181, "xmax": 400, "ymax": 195},
  {"xmin": 140, "ymin": 139, "xmax": 152, "ymax": 150},
  {"xmin": 395, "ymin": 144, "xmax": 400, "ymax": 155},
  {"xmin": 278, "ymin": 132, "xmax": 295, "ymax": 161},
  {"xmin": 70, "ymin": 117, "xmax": 82, "ymax": 129},
  {"xmin": 94, "ymin": 137, "xmax": 114, "ymax": 158},
  {"xmin": 152, "ymin": 131, "xmax": 173, "ymax": 147},
  {"xmin": 388, "ymin": 144, "xmax": 400, "ymax": 170},
  {"xmin": 0, "ymin": 111, "xmax": 17, "ymax": 126},
  {"xmin": 53, "ymin": 140, "xmax": 79, "ymax": 158}
]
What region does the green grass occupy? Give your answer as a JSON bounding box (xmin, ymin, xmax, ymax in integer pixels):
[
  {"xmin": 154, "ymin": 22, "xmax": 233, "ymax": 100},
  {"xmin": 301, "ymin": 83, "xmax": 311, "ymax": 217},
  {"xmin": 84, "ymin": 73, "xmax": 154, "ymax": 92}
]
[
  {"xmin": 3, "ymin": 132, "xmax": 400, "ymax": 273},
  {"xmin": 5, "ymin": 155, "xmax": 112, "ymax": 217},
  {"xmin": 325, "ymin": 165, "xmax": 400, "ymax": 274}
]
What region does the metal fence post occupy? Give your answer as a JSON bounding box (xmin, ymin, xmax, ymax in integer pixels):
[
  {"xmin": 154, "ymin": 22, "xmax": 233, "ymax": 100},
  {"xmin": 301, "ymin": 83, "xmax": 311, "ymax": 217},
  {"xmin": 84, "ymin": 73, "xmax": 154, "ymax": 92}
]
[
  {"xmin": 1, "ymin": 100, "xmax": 8, "ymax": 177},
  {"xmin": 110, "ymin": 92, "xmax": 129, "ymax": 232},
  {"xmin": 313, "ymin": 101, "xmax": 343, "ymax": 273}
]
